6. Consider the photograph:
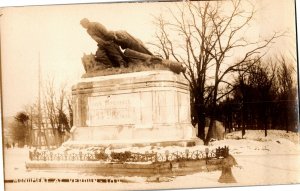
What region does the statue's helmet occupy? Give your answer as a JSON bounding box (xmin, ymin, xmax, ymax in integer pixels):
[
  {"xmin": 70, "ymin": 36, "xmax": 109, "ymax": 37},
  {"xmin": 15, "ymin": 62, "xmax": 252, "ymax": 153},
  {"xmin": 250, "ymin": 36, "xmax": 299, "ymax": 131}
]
[{"xmin": 80, "ymin": 18, "xmax": 90, "ymax": 28}]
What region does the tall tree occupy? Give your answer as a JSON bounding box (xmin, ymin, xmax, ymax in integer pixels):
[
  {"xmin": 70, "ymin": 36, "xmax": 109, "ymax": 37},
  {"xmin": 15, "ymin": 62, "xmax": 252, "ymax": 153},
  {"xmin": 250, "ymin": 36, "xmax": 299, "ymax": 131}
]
[
  {"xmin": 151, "ymin": 0, "xmax": 279, "ymax": 143},
  {"xmin": 43, "ymin": 78, "xmax": 59, "ymax": 146}
]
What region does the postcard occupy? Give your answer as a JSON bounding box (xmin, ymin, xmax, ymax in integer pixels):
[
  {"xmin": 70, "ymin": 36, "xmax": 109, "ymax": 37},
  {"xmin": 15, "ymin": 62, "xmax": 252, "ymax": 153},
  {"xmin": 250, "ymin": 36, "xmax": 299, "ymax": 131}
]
[{"xmin": 1, "ymin": 0, "xmax": 299, "ymax": 191}]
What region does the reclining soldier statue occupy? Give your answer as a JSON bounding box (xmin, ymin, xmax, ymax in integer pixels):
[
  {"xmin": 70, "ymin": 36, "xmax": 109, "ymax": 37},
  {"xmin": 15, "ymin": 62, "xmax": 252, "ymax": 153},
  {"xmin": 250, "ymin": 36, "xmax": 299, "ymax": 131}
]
[{"xmin": 80, "ymin": 18, "xmax": 185, "ymax": 75}]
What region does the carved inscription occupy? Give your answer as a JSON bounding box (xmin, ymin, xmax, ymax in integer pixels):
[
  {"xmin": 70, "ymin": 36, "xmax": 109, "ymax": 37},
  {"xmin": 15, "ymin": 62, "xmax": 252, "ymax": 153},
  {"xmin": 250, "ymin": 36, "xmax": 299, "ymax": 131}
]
[{"xmin": 87, "ymin": 94, "xmax": 140, "ymax": 126}]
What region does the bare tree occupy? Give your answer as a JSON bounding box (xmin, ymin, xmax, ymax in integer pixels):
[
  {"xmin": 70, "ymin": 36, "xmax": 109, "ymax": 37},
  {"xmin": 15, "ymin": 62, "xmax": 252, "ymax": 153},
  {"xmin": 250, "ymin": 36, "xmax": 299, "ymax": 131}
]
[
  {"xmin": 40, "ymin": 78, "xmax": 71, "ymax": 145},
  {"xmin": 23, "ymin": 100, "xmax": 50, "ymax": 148},
  {"xmin": 276, "ymin": 56, "xmax": 297, "ymax": 132},
  {"xmin": 56, "ymin": 83, "xmax": 72, "ymax": 143},
  {"xmin": 151, "ymin": 0, "xmax": 280, "ymax": 143},
  {"xmin": 43, "ymin": 78, "xmax": 59, "ymax": 146},
  {"xmin": 15, "ymin": 80, "xmax": 72, "ymax": 149}
]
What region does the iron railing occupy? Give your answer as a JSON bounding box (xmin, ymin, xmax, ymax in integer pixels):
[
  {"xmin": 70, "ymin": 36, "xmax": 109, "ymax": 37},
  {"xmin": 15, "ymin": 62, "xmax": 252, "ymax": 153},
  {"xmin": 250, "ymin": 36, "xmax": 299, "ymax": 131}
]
[{"xmin": 29, "ymin": 146, "xmax": 229, "ymax": 163}]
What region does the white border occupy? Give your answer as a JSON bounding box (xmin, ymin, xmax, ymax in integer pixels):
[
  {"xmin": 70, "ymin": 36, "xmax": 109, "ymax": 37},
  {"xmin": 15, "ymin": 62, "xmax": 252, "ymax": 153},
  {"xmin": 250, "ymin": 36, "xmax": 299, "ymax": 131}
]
[{"xmin": 0, "ymin": 0, "xmax": 299, "ymax": 191}]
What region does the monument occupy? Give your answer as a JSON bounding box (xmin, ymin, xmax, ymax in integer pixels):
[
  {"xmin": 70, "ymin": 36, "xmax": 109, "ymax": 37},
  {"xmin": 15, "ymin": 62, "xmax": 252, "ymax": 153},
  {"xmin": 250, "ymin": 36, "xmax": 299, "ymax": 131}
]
[
  {"xmin": 26, "ymin": 19, "xmax": 229, "ymax": 178},
  {"xmin": 65, "ymin": 18, "xmax": 196, "ymax": 147}
]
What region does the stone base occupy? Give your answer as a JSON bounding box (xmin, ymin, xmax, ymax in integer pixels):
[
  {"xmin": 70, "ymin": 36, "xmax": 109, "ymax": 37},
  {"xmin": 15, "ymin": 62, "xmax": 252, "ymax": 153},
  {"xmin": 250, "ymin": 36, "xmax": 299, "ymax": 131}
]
[
  {"xmin": 71, "ymin": 70, "xmax": 196, "ymax": 144},
  {"xmin": 63, "ymin": 138, "xmax": 197, "ymax": 149},
  {"xmin": 69, "ymin": 123, "xmax": 196, "ymax": 148}
]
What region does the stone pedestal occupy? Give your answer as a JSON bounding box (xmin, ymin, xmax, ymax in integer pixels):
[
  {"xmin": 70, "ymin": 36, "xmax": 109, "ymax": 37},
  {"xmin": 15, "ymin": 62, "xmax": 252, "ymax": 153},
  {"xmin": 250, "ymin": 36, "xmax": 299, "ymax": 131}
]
[{"xmin": 67, "ymin": 70, "xmax": 196, "ymax": 146}]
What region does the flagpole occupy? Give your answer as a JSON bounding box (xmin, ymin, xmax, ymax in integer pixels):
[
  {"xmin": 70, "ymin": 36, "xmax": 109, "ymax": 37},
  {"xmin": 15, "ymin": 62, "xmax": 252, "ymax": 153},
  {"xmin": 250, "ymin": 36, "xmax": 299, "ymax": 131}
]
[{"xmin": 38, "ymin": 52, "xmax": 42, "ymax": 149}]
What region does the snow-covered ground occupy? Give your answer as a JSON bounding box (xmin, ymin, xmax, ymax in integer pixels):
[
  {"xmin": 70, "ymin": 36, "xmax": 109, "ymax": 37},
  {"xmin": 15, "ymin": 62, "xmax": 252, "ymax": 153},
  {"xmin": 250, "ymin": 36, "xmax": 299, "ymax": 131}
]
[
  {"xmin": 3, "ymin": 130, "xmax": 300, "ymax": 191},
  {"xmin": 226, "ymin": 130, "xmax": 300, "ymax": 144}
]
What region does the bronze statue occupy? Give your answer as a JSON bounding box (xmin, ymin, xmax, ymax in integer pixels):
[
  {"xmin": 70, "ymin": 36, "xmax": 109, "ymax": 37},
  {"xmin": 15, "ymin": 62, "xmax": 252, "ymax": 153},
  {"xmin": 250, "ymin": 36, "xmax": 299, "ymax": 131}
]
[
  {"xmin": 80, "ymin": 18, "xmax": 185, "ymax": 75},
  {"xmin": 80, "ymin": 18, "xmax": 127, "ymax": 68}
]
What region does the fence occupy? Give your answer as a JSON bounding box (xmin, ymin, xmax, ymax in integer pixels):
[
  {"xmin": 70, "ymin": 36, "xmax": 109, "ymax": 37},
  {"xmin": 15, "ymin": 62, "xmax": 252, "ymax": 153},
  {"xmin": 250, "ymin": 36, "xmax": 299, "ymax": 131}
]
[{"xmin": 29, "ymin": 146, "xmax": 229, "ymax": 163}]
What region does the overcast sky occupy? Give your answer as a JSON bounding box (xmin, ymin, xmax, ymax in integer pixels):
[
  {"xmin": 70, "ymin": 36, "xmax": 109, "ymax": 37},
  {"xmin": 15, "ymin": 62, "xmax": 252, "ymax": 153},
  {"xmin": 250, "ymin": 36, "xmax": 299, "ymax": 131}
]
[{"xmin": 0, "ymin": 0, "xmax": 297, "ymax": 117}]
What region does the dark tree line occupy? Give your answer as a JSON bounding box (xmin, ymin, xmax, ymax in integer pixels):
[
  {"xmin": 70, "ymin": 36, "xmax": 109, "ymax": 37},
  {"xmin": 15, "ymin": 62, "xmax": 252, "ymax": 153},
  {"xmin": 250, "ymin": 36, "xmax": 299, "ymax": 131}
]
[{"xmin": 218, "ymin": 57, "xmax": 298, "ymax": 137}]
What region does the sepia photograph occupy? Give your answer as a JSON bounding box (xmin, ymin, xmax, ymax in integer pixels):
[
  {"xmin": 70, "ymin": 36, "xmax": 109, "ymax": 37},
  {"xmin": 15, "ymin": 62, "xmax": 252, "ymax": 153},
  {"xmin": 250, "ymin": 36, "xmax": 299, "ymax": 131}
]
[{"xmin": 0, "ymin": 0, "xmax": 299, "ymax": 190}]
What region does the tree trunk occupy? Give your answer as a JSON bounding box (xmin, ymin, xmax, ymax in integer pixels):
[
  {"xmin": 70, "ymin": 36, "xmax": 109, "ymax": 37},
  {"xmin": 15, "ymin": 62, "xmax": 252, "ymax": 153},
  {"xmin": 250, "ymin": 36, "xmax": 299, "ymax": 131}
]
[
  {"xmin": 241, "ymin": 101, "xmax": 246, "ymax": 138},
  {"xmin": 285, "ymin": 103, "xmax": 289, "ymax": 133},
  {"xmin": 264, "ymin": 123, "xmax": 267, "ymax": 137},
  {"xmin": 205, "ymin": 117, "xmax": 215, "ymax": 145},
  {"xmin": 196, "ymin": 99, "xmax": 206, "ymax": 141},
  {"xmin": 192, "ymin": 89, "xmax": 206, "ymax": 141},
  {"xmin": 198, "ymin": 111, "xmax": 206, "ymax": 141},
  {"xmin": 205, "ymin": 86, "xmax": 218, "ymax": 145},
  {"xmin": 195, "ymin": 92, "xmax": 205, "ymax": 141}
]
